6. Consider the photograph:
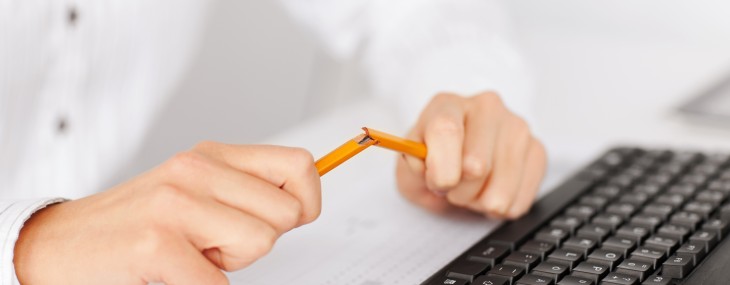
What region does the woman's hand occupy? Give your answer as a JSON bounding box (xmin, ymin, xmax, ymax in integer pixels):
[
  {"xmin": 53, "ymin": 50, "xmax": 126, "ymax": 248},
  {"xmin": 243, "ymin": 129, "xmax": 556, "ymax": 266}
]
[
  {"xmin": 14, "ymin": 143, "xmax": 321, "ymax": 285},
  {"xmin": 397, "ymin": 92, "xmax": 547, "ymax": 219}
]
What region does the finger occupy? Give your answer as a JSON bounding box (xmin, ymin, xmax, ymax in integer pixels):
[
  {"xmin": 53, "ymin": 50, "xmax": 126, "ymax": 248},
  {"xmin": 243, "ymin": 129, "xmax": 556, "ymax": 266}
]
[
  {"xmin": 402, "ymin": 127, "xmax": 427, "ymax": 176},
  {"xmin": 193, "ymin": 143, "xmax": 322, "ymax": 224},
  {"xmin": 505, "ymin": 138, "xmax": 547, "ymax": 219},
  {"xmin": 154, "ymin": 241, "xmax": 228, "ymax": 285},
  {"xmin": 477, "ymin": 115, "xmax": 531, "ymax": 217},
  {"xmin": 152, "ymin": 187, "xmax": 278, "ymax": 271},
  {"xmin": 396, "ymin": 154, "xmax": 454, "ymax": 213},
  {"xmin": 163, "ymin": 152, "xmax": 304, "ymax": 233},
  {"xmin": 420, "ymin": 95, "xmax": 467, "ymax": 191},
  {"xmin": 446, "ymin": 94, "xmax": 505, "ymax": 207}
]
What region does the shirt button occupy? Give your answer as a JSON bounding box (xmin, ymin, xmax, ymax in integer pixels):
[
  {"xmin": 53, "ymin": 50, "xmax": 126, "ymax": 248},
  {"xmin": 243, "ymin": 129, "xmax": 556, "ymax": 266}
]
[
  {"xmin": 67, "ymin": 6, "xmax": 79, "ymax": 26},
  {"xmin": 57, "ymin": 116, "xmax": 69, "ymax": 135}
]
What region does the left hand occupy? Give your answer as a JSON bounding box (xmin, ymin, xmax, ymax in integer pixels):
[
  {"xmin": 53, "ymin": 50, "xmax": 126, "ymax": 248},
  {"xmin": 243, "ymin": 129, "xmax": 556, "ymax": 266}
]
[{"xmin": 396, "ymin": 91, "xmax": 547, "ymax": 219}]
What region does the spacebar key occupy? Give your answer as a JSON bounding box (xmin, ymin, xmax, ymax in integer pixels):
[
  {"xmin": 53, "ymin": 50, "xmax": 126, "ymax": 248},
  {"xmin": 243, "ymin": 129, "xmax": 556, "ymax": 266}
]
[{"xmin": 490, "ymin": 178, "xmax": 593, "ymax": 250}]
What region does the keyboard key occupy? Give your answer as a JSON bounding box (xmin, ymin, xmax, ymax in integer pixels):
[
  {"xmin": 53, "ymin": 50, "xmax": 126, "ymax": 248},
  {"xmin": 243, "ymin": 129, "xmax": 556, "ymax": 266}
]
[
  {"xmin": 680, "ymin": 173, "xmax": 708, "ymax": 186},
  {"xmin": 616, "ymin": 259, "xmax": 653, "ymax": 282},
  {"xmin": 587, "ymin": 248, "xmax": 623, "ymax": 270},
  {"xmin": 571, "ymin": 262, "xmax": 610, "ymax": 283},
  {"xmin": 426, "ymin": 276, "xmax": 468, "ymax": 285},
  {"xmin": 640, "ymin": 204, "xmax": 674, "ymax": 220},
  {"xmin": 579, "ymin": 195, "xmax": 609, "ymax": 210},
  {"xmin": 669, "ymin": 211, "xmax": 702, "ymax": 230},
  {"xmin": 504, "ymin": 252, "xmax": 541, "ymax": 271},
  {"xmin": 633, "ymin": 184, "xmax": 661, "ymax": 197},
  {"xmin": 593, "ymin": 185, "xmax": 622, "ymax": 199},
  {"xmin": 562, "ymin": 238, "xmax": 598, "ymax": 257},
  {"xmin": 683, "ymin": 201, "xmax": 715, "ymax": 220},
  {"xmin": 692, "ymin": 162, "xmax": 721, "ymax": 176},
  {"xmin": 592, "ymin": 214, "xmax": 624, "ymax": 232},
  {"xmin": 689, "ymin": 230, "xmax": 718, "ymax": 253},
  {"xmin": 654, "ymin": 194, "xmax": 686, "ymax": 209},
  {"xmin": 628, "ymin": 215, "xmax": 663, "ymax": 232},
  {"xmin": 535, "ymin": 228, "xmax": 570, "ymax": 246},
  {"xmin": 675, "ymin": 241, "xmax": 706, "ymax": 266},
  {"xmin": 630, "ymin": 247, "xmax": 666, "ymax": 270},
  {"xmin": 606, "ymin": 203, "xmax": 638, "ymax": 219},
  {"xmin": 472, "ymin": 275, "xmax": 510, "ymax": 285},
  {"xmin": 619, "ymin": 193, "xmax": 650, "ymax": 207},
  {"xmin": 695, "ymin": 190, "xmax": 726, "ymax": 206},
  {"xmin": 603, "ymin": 272, "xmax": 640, "ymax": 285},
  {"xmin": 702, "ymin": 218, "xmax": 729, "ymax": 239},
  {"xmin": 643, "ymin": 236, "xmax": 679, "ymax": 255},
  {"xmin": 516, "ymin": 274, "xmax": 554, "ymax": 285},
  {"xmin": 446, "ymin": 259, "xmax": 490, "ymax": 282},
  {"xmin": 468, "ymin": 243, "xmax": 510, "ymax": 266},
  {"xmin": 720, "ymin": 204, "xmax": 730, "ymax": 221},
  {"xmin": 656, "ymin": 224, "xmax": 690, "ymax": 243},
  {"xmin": 520, "ymin": 240, "xmax": 556, "ymax": 260},
  {"xmin": 557, "ymin": 275, "xmax": 594, "ymax": 285},
  {"xmin": 662, "ymin": 254, "xmax": 693, "ymax": 279},
  {"xmin": 488, "ymin": 264, "xmax": 525, "ymax": 284},
  {"xmin": 533, "ymin": 262, "xmax": 569, "ymax": 281},
  {"xmin": 708, "ymin": 180, "xmax": 730, "ymax": 193},
  {"xmin": 576, "ymin": 224, "xmax": 610, "ymax": 243},
  {"xmin": 566, "ymin": 205, "xmax": 598, "ymax": 223},
  {"xmin": 644, "ymin": 174, "xmax": 673, "ymax": 188},
  {"xmin": 666, "ymin": 184, "xmax": 697, "ymax": 198},
  {"xmin": 616, "ymin": 225, "xmax": 650, "ymax": 244},
  {"xmin": 610, "ymin": 174, "xmax": 636, "ymax": 188},
  {"xmin": 641, "ymin": 275, "xmax": 671, "ymax": 285},
  {"xmin": 655, "ymin": 163, "xmax": 684, "ymax": 177},
  {"xmin": 550, "ymin": 216, "xmax": 584, "ymax": 235},
  {"xmin": 547, "ymin": 249, "xmax": 584, "ymax": 269},
  {"xmin": 602, "ymin": 237, "xmax": 637, "ymax": 257}
]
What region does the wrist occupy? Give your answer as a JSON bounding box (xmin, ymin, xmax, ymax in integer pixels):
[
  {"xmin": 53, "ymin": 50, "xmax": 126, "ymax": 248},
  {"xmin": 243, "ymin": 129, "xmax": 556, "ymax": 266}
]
[{"xmin": 13, "ymin": 202, "xmax": 64, "ymax": 284}]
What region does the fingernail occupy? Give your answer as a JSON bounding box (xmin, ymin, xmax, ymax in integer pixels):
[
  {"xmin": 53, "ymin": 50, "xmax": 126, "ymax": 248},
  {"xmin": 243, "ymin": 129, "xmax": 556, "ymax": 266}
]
[
  {"xmin": 429, "ymin": 188, "xmax": 448, "ymax": 197},
  {"xmin": 485, "ymin": 197, "xmax": 508, "ymax": 216}
]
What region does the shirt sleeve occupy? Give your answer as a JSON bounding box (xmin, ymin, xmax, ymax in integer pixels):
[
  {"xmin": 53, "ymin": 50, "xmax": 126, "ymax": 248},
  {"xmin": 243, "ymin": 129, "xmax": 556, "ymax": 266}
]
[
  {"xmin": 278, "ymin": 0, "xmax": 535, "ymax": 125},
  {"xmin": 0, "ymin": 198, "xmax": 66, "ymax": 285}
]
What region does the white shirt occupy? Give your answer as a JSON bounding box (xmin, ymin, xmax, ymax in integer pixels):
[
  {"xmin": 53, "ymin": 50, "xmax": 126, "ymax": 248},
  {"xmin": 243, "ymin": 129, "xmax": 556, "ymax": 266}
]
[{"xmin": 0, "ymin": 0, "xmax": 531, "ymax": 283}]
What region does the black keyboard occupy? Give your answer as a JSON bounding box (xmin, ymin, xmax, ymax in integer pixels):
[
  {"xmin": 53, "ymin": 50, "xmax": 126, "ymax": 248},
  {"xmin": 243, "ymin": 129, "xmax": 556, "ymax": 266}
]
[{"xmin": 422, "ymin": 147, "xmax": 730, "ymax": 285}]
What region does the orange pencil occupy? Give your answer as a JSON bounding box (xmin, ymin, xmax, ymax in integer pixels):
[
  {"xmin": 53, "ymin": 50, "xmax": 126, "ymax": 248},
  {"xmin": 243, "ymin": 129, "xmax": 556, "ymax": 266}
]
[{"xmin": 315, "ymin": 127, "xmax": 427, "ymax": 176}]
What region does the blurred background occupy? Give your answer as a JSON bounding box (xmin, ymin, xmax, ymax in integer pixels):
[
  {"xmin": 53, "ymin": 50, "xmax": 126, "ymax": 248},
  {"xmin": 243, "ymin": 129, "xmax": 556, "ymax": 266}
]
[{"xmin": 113, "ymin": 0, "xmax": 730, "ymax": 189}]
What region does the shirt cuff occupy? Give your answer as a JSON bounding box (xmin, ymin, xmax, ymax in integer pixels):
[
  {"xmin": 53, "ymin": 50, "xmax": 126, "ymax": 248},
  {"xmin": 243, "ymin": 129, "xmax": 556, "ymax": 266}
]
[{"xmin": 0, "ymin": 198, "xmax": 67, "ymax": 285}]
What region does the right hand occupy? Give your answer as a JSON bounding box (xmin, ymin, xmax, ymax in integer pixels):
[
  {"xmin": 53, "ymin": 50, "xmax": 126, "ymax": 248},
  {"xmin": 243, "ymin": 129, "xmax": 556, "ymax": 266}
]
[{"xmin": 13, "ymin": 143, "xmax": 321, "ymax": 285}]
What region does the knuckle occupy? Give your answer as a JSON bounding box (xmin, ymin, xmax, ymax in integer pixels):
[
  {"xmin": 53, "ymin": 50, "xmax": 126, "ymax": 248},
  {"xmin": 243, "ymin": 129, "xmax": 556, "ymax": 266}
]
[
  {"xmin": 432, "ymin": 175, "xmax": 460, "ymax": 190},
  {"xmin": 165, "ymin": 151, "xmax": 207, "ymax": 174},
  {"xmin": 431, "ymin": 92, "xmax": 460, "ymax": 104},
  {"xmin": 510, "ymin": 115, "xmax": 530, "ymax": 134},
  {"xmin": 429, "ymin": 116, "xmax": 463, "ymax": 136},
  {"xmin": 445, "ymin": 191, "xmax": 468, "ymax": 207},
  {"xmin": 150, "ymin": 184, "xmax": 194, "ymax": 209},
  {"xmin": 471, "ymin": 91, "xmax": 503, "ymax": 107},
  {"xmin": 210, "ymin": 275, "xmax": 230, "ymax": 285},
  {"xmin": 288, "ymin": 147, "xmax": 316, "ymax": 173},
  {"xmin": 462, "ymin": 155, "xmax": 489, "ymax": 179},
  {"xmin": 302, "ymin": 205, "xmax": 322, "ymax": 225},
  {"xmin": 133, "ymin": 228, "xmax": 169, "ymax": 257},
  {"xmin": 277, "ymin": 199, "xmax": 303, "ymax": 231},
  {"xmin": 249, "ymin": 227, "xmax": 277, "ymax": 259},
  {"xmin": 193, "ymin": 140, "xmax": 220, "ymax": 152}
]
